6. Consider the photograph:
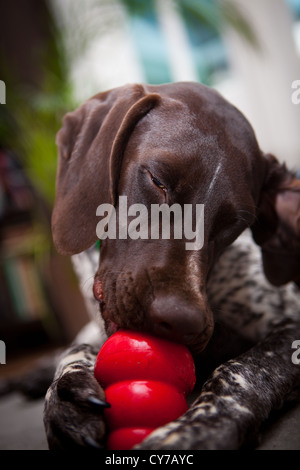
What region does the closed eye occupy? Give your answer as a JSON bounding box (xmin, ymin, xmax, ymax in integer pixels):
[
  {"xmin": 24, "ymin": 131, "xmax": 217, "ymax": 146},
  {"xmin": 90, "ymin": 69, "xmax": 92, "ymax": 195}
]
[{"xmin": 151, "ymin": 176, "xmax": 167, "ymax": 193}]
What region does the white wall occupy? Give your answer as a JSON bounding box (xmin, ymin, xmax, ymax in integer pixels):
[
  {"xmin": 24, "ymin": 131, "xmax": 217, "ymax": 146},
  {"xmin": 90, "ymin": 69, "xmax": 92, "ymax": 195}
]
[
  {"xmin": 221, "ymin": 0, "xmax": 300, "ymax": 169},
  {"xmin": 50, "ymin": 0, "xmax": 300, "ymax": 169},
  {"xmin": 50, "ymin": 0, "xmax": 144, "ymax": 102}
]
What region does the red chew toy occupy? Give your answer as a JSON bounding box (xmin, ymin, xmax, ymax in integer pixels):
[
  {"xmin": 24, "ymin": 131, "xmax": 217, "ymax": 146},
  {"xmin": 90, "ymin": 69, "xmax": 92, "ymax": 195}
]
[{"xmin": 94, "ymin": 329, "xmax": 196, "ymax": 450}]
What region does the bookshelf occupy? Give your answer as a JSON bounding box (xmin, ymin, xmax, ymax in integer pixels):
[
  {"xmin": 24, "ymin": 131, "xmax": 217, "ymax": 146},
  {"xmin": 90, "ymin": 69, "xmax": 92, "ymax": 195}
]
[{"xmin": 0, "ymin": 148, "xmax": 89, "ymax": 357}]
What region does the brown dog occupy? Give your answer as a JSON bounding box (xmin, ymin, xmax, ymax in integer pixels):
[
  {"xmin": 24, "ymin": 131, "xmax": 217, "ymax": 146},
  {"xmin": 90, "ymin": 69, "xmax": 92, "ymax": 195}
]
[{"xmin": 46, "ymin": 82, "xmax": 300, "ymax": 449}]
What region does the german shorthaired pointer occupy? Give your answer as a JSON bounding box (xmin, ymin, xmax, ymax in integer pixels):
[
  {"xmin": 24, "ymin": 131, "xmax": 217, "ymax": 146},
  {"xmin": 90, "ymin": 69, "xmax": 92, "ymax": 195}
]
[{"xmin": 44, "ymin": 82, "xmax": 300, "ymax": 449}]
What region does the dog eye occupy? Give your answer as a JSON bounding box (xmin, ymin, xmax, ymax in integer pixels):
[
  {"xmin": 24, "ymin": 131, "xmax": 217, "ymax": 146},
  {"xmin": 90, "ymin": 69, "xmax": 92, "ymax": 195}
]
[{"xmin": 151, "ymin": 176, "xmax": 167, "ymax": 193}]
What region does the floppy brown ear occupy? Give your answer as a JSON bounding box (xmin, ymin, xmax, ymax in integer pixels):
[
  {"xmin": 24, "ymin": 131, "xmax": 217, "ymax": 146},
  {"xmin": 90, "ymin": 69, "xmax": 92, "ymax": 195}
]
[
  {"xmin": 251, "ymin": 154, "xmax": 300, "ymax": 286},
  {"xmin": 52, "ymin": 84, "xmax": 160, "ymax": 255}
]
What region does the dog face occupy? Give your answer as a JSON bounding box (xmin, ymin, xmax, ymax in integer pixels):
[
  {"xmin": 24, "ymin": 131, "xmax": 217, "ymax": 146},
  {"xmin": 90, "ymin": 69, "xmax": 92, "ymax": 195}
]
[{"xmin": 52, "ymin": 83, "xmax": 300, "ymax": 354}]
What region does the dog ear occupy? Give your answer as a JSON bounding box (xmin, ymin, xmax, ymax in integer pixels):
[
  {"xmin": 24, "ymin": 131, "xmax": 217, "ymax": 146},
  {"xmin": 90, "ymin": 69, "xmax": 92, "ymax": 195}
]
[
  {"xmin": 52, "ymin": 84, "xmax": 160, "ymax": 255},
  {"xmin": 251, "ymin": 153, "xmax": 300, "ymax": 286}
]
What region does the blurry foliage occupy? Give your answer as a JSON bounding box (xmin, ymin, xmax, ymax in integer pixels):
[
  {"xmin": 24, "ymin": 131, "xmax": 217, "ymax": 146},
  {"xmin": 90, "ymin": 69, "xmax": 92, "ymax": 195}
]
[{"xmin": 0, "ymin": 12, "xmax": 75, "ymax": 206}]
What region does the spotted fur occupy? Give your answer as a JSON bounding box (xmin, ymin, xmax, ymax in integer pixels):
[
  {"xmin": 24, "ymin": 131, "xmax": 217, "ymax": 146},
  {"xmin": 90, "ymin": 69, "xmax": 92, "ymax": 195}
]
[{"xmin": 44, "ymin": 230, "xmax": 300, "ymax": 449}]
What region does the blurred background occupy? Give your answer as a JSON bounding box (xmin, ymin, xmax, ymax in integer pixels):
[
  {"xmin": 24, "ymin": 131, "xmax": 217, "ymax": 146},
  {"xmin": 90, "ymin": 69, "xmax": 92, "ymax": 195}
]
[{"xmin": 0, "ymin": 0, "xmax": 299, "ymax": 386}]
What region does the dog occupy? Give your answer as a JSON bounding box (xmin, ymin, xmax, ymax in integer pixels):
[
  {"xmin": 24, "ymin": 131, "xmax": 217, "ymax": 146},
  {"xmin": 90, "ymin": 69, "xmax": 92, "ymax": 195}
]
[{"xmin": 44, "ymin": 82, "xmax": 300, "ymax": 450}]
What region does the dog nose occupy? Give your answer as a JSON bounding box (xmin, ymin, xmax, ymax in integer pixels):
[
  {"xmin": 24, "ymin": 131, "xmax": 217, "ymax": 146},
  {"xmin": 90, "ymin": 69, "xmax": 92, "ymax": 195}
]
[{"xmin": 149, "ymin": 294, "xmax": 206, "ymax": 345}]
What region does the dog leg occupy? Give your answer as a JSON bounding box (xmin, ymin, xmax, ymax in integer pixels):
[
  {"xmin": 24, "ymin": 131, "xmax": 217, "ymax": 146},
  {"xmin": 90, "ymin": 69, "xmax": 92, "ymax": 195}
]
[
  {"xmin": 137, "ymin": 318, "xmax": 300, "ymax": 450},
  {"xmin": 43, "ymin": 321, "xmax": 108, "ymax": 449}
]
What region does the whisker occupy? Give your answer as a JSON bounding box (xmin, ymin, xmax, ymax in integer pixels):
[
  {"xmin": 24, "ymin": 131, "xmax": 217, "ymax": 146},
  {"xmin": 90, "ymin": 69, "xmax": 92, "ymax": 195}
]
[{"xmin": 80, "ymin": 274, "xmax": 96, "ymax": 293}]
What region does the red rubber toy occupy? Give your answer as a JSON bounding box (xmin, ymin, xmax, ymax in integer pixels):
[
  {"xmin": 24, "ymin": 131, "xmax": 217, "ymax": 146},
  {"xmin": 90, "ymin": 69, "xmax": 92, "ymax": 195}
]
[{"xmin": 94, "ymin": 329, "xmax": 196, "ymax": 450}]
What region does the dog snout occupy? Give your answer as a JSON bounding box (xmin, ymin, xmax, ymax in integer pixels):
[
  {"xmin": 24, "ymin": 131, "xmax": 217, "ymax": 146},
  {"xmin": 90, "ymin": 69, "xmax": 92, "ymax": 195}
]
[{"xmin": 149, "ymin": 294, "xmax": 212, "ymax": 349}]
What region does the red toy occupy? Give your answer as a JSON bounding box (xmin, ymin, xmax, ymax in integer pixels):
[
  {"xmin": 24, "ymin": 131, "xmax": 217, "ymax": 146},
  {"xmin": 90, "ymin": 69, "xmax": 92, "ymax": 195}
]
[{"xmin": 94, "ymin": 329, "xmax": 196, "ymax": 450}]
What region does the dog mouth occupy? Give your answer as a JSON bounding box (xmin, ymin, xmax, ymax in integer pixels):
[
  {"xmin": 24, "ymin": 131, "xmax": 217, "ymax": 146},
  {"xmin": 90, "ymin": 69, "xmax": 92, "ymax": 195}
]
[
  {"xmin": 103, "ymin": 313, "xmax": 212, "ymax": 357},
  {"xmin": 98, "ymin": 300, "xmax": 121, "ymax": 337},
  {"xmin": 105, "ymin": 318, "xmax": 120, "ymax": 337},
  {"xmin": 187, "ymin": 332, "xmax": 212, "ymax": 356},
  {"xmin": 100, "ymin": 308, "xmax": 212, "ymax": 355},
  {"xmin": 93, "ymin": 277, "xmax": 213, "ymax": 352}
]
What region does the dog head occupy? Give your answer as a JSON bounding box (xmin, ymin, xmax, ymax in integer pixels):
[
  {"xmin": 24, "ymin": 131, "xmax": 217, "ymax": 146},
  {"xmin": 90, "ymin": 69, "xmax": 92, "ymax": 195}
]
[{"xmin": 52, "ymin": 82, "xmax": 300, "ymax": 353}]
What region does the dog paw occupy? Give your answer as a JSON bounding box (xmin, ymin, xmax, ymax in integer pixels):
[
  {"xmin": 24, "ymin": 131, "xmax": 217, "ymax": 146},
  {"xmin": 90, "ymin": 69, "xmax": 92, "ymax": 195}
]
[
  {"xmin": 44, "ymin": 369, "xmax": 109, "ymax": 449},
  {"xmin": 134, "ymin": 421, "xmax": 190, "ymax": 450}
]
